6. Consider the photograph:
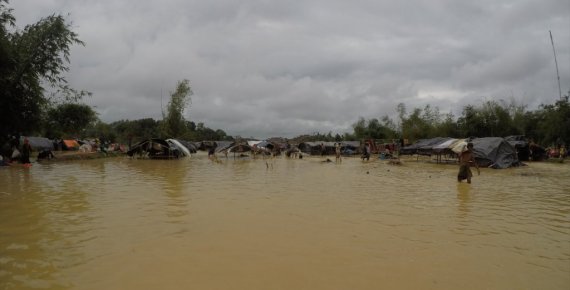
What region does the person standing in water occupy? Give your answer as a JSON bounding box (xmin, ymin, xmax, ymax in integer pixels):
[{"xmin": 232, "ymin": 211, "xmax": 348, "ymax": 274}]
[
  {"xmin": 458, "ymin": 143, "xmax": 480, "ymax": 184},
  {"xmin": 335, "ymin": 142, "xmax": 342, "ymax": 163},
  {"xmin": 20, "ymin": 138, "xmax": 32, "ymax": 164}
]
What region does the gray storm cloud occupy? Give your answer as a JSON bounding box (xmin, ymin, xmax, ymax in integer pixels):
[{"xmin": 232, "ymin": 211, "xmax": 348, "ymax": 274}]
[{"xmin": 12, "ymin": 0, "xmax": 570, "ymax": 139}]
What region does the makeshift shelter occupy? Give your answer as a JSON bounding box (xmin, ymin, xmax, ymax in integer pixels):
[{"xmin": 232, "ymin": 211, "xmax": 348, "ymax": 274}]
[
  {"xmin": 174, "ymin": 139, "xmax": 198, "ymax": 153},
  {"xmin": 20, "ymin": 136, "xmax": 53, "ymax": 151},
  {"xmin": 402, "ymin": 137, "xmax": 521, "ymax": 168},
  {"xmin": 298, "ymin": 141, "xmax": 338, "ymax": 155},
  {"xmin": 213, "ymin": 143, "xmax": 253, "ymax": 158},
  {"xmin": 505, "ymin": 135, "xmax": 530, "ymax": 161},
  {"xmin": 250, "ymin": 140, "xmax": 283, "ymax": 155},
  {"xmin": 227, "ymin": 143, "xmax": 253, "ymax": 153},
  {"xmin": 167, "ymin": 139, "xmax": 191, "ymax": 156},
  {"xmin": 433, "ymin": 138, "xmax": 463, "ymax": 154},
  {"xmin": 215, "ymin": 141, "xmax": 234, "ymax": 153},
  {"xmin": 340, "ymin": 141, "xmax": 360, "ymax": 155},
  {"xmin": 400, "ymin": 137, "xmax": 451, "ymax": 155},
  {"xmin": 470, "ymin": 137, "xmax": 520, "ymax": 169},
  {"xmin": 127, "ymin": 138, "xmax": 188, "ymax": 159},
  {"xmin": 62, "ymin": 140, "xmax": 80, "ymax": 150},
  {"xmin": 432, "ymin": 138, "xmax": 465, "ymax": 163}
]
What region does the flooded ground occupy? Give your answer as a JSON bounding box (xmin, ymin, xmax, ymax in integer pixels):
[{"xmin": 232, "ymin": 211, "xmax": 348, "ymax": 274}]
[{"xmin": 1, "ymin": 153, "xmax": 569, "ymax": 290}]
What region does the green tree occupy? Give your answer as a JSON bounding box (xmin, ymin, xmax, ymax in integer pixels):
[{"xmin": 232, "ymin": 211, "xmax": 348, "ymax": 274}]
[
  {"xmin": 434, "ymin": 112, "xmax": 460, "ymax": 137},
  {"xmin": 46, "ymin": 103, "xmax": 98, "ymax": 138},
  {"xmin": 457, "ymin": 100, "xmax": 521, "ymax": 138},
  {"xmin": 0, "ymin": 1, "xmax": 87, "ymax": 143},
  {"xmin": 401, "ymin": 107, "xmax": 432, "ymax": 141},
  {"xmin": 537, "ymin": 96, "xmax": 570, "ymax": 147},
  {"xmin": 84, "ymin": 121, "xmax": 117, "ymax": 143},
  {"xmin": 352, "ymin": 117, "xmax": 397, "ymax": 140},
  {"xmin": 110, "ymin": 118, "xmax": 162, "ymax": 144},
  {"xmin": 162, "ymin": 79, "xmax": 193, "ymax": 138}
]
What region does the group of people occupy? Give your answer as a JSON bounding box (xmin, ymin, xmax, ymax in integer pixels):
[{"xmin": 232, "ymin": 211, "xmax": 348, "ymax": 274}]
[
  {"xmin": 1, "ymin": 136, "xmax": 33, "ymax": 166},
  {"xmin": 1, "ymin": 135, "xmax": 57, "ymax": 167}
]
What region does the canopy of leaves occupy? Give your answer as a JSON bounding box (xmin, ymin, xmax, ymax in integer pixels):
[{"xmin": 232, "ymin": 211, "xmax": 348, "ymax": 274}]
[
  {"xmin": 0, "ymin": 0, "xmax": 87, "ymax": 144},
  {"xmin": 162, "ymin": 79, "xmax": 193, "ymax": 138},
  {"xmin": 45, "ymin": 103, "xmax": 98, "ymax": 138}
]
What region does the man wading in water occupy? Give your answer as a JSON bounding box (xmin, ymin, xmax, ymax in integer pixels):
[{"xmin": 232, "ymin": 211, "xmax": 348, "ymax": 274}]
[{"xmin": 458, "ymin": 143, "xmax": 480, "ymax": 184}]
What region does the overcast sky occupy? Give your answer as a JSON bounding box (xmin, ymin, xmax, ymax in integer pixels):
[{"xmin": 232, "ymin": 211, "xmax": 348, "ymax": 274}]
[{"xmin": 12, "ymin": 0, "xmax": 570, "ymax": 139}]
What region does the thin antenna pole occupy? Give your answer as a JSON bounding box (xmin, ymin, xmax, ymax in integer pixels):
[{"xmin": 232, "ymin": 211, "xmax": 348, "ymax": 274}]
[{"xmin": 549, "ymin": 30, "xmax": 563, "ymax": 100}]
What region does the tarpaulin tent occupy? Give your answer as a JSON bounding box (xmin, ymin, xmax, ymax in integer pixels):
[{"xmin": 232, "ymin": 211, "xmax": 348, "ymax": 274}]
[
  {"xmin": 298, "ymin": 141, "xmax": 338, "ymax": 155},
  {"xmin": 227, "ymin": 143, "xmax": 253, "ymax": 153},
  {"xmin": 62, "ymin": 140, "xmax": 80, "ymax": 150},
  {"xmin": 433, "ymin": 138, "xmax": 464, "ymax": 154},
  {"xmin": 20, "ymin": 136, "xmax": 53, "ymax": 151},
  {"xmin": 127, "ymin": 138, "xmax": 188, "ymax": 159},
  {"xmin": 402, "ymin": 137, "xmax": 521, "ymax": 168},
  {"xmin": 471, "ymin": 137, "xmax": 520, "ymax": 169},
  {"xmin": 215, "ymin": 141, "xmax": 234, "ymax": 153},
  {"xmin": 505, "ymin": 135, "xmax": 530, "ymax": 161},
  {"xmin": 174, "ymin": 139, "xmax": 198, "ymax": 153},
  {"xmin": 400, "ymin": 137, "xmax": 451, "ymax": 155}
]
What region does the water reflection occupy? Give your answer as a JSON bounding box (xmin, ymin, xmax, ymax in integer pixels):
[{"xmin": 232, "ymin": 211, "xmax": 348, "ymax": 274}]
[{"xmin": 456, "ymin": 183, "xmax": 471, "ymax": 218}]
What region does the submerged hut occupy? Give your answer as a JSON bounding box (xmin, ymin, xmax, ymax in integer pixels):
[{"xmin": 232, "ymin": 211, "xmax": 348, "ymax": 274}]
[
  {"xmin": 127, "ymin": 138, "xmax": 190, "ymax": 159},
  {"xmin": 174, "ymin": 139, "xmax": 198, "ymax": 153}
]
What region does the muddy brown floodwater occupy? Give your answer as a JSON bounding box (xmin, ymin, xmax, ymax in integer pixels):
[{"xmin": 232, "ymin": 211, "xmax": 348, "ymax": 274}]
[{"xmin": 1, "ymin": 153, "xmax": 569, "ymax": 290}]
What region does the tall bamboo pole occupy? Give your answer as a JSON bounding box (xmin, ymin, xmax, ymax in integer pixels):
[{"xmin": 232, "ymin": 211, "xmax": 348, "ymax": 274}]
[{"xmin": 549, "ymin": 30, "xmax": 563, "ymax": 100}]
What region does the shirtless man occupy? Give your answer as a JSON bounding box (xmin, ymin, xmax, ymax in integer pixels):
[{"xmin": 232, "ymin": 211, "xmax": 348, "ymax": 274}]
[
  {"xmin": 458, "ymin": 143, "xmax": 480, "ymax": 184},
  {"xmin": 335, "ymin": 143, "xmax": 341, "ymax": 163}
]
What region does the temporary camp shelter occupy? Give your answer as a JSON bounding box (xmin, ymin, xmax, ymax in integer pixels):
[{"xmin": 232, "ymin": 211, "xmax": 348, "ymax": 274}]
[
  {"xmin": 401, "ymin": 137, "xmax": 521, "ymax": 168},
  {"xmin": 62, "ymin": 140, "xmax": 80, "ymax": 150},
  {"xmin": 127, "ymin": 138, "xmax": 189, "ymax": 159},
  {"xmin": 400, "ymin": 137, "xmax": 452, "ymax": 155},
  {"xmin": 173, "ymin": 139, "xmax": 197, "ymax": 154},
  {"xmin": 470, "ymin": 137, "xmax": 520, "ymax": 169},
  {"xmin": 20, "ymin": 136, "xmax": 53, "ymax": 151}
]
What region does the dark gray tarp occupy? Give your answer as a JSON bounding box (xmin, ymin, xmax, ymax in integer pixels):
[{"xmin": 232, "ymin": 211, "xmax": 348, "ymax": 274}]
[
  {"xmin": 504, "ymin": 135, "xmax": 530, "ymax": 161},
  {"xmin": 21, "ymin": 136, "xmax": 53, "ymax": 151},
  {"xmin": 215, "ymin": 141, "xmax": 234, "ymax": 153},
  {"xmin": 174, "ymin": 139, "xmax": 198, "ymax": 153},
  {"xmin": 471, "ymin": 137, "xmax": 520, "ymax": 169},
  {"xmin": 298, "ymin": 141, "xmax": 338, "ymax": 155},
  {"xmin": 400, "ymin": 137, "xmax": 451, "ymax": 155}
]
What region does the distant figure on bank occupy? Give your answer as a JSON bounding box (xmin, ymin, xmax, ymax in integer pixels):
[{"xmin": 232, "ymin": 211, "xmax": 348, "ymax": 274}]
[
  {"xmin": 320, "ymin": 143, "xmax": 326, "ymax": 156},
  {"xmin": 20, "ymin": 138, "xmax": 32, "ymax": 164},
  {"xmin": 37, "ymin": 149, "xmax": 56, "ymax": 160},
  {"xmin": 458, "ymin": 143, "xmax": 480, "ymax": 184},
  {"xmin": 361, "ymin": 143, "xmax": 371, "ymax": 161},
  {"xmin": 335, "ymin": 143, "xmax": 341, "ymax": 162},
  {"xmin": 559, "ymin": 145, "xmax": 566, "ymax": 161}
]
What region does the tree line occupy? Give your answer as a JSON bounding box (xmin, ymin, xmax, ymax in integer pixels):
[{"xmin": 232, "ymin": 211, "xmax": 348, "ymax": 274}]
[{"xmin": 345, "ymin": 97, "xmax": 569, "ymax": 147}]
